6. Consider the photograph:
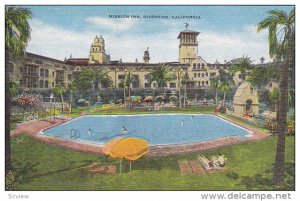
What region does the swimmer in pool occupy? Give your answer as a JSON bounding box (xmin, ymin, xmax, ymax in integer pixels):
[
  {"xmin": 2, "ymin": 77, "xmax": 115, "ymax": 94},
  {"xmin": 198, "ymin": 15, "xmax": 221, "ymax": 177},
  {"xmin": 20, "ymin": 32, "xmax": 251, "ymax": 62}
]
[
  {"xmin": 122, "ymin": 126, "xmax": 128, "ymax": 134},
  {"xmin": 88, "ymin": 128, "xmax": 92, "ymax": 135},
  {"xmin": 191, "ymin": 115, "xmax": 194, "ymax": 120},
  {"xmin": 181, "ymin": 120, "xmax": 184, "ymax": 126}
]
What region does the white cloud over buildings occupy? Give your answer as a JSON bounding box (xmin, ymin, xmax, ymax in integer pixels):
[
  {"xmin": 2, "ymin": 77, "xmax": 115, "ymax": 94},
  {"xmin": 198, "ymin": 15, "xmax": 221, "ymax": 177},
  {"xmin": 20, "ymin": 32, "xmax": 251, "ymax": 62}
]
[{"xmin": 27, "ymin": 19, "xmax": 270, "ymax": 64}]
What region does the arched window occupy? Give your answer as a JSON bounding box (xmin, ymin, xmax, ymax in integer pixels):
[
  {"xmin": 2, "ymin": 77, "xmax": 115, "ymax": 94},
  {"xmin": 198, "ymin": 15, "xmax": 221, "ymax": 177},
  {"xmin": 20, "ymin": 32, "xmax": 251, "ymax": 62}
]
[
  {"xmin": 193, "ymin": 63, "xmax": 196, "ymax": 69},
  {"xmin": 45, "ymin": 80, "xmax": 49, "ymax": 88},
  {"xmin": 198, "ymin": 73, "xmax": 200, "ymax": 77},
  {"xmin": 194, "ymin": 73, "xmax": 197, "ymax": 78},
  {"xmin": 202, "ymin": 73, "xmax": 205, "ymax": 77},
  {"xmin": 45, "ymin": 69, "xmax": 49, "ymax": 77},
  {"xmin": 202, "ymin": 81, "xmax": 205, "ymax": 86},
  {"xmin": 40, "ymin": 68, "xmax": 44, "ymax": 76},
  {"xmin": 39, "ymin": 80, "xmax": 44, "ymax": 88},
  {"xmin": 206, "ymin": 81, "xmax": 209, "ymax": 85},
  {"xmin": 202, "ymin": 63, "xmax": 205, "ymax": 69},
  {"xmin": 197, "ymin": 64, "xmax": 200, "ymax": 69}
]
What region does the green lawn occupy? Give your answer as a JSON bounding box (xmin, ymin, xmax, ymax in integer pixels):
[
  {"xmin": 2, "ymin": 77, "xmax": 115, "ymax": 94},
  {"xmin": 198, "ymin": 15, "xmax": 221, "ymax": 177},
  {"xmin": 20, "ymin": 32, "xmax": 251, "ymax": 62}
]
[{"xmin": 11, "ymin": 135, "xmax": 294, "ymax": 190}]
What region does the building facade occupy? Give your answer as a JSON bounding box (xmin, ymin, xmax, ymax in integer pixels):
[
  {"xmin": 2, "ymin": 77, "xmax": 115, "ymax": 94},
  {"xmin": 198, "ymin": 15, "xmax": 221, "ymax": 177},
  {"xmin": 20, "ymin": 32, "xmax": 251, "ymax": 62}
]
[{"xmin": 9, "ymin": 28, "xmax": 230, "ymax": 93}]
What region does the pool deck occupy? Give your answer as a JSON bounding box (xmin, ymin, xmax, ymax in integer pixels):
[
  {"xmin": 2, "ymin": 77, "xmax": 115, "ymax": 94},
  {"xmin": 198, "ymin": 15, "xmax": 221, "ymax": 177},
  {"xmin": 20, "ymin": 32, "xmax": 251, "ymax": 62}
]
[{"xmin": 11, "ymin": 114, "xmax": 271, "ymax": 156}]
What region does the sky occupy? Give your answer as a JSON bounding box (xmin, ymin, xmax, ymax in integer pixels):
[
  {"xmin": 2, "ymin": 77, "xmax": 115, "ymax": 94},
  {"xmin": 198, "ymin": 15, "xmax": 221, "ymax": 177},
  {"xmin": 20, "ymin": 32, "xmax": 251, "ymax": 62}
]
[{"xmin": 22, "ymin": 5, "xmax": 294, "ymax": 64}]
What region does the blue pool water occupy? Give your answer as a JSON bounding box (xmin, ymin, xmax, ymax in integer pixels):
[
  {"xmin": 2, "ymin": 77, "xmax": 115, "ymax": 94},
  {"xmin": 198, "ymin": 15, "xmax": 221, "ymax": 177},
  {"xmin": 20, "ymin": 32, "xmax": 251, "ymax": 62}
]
[{"xmin": 43, "ymin": 114, "xmax": 250, "ymax": 145}]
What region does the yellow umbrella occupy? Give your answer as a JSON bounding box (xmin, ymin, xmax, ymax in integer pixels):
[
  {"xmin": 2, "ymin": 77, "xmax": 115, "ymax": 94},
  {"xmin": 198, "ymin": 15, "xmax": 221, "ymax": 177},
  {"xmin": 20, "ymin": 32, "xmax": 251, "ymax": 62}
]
[{"xmin": 102, "ymin": 138, "xmax": 149, "ymax": 172}]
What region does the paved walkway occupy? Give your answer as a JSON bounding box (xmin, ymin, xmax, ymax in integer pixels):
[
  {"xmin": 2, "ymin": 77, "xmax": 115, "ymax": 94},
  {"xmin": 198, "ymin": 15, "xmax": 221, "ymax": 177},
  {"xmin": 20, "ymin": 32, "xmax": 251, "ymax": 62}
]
[{"xmin": 11, "ymin": 114, "xmax": 271, "ymax": 156}]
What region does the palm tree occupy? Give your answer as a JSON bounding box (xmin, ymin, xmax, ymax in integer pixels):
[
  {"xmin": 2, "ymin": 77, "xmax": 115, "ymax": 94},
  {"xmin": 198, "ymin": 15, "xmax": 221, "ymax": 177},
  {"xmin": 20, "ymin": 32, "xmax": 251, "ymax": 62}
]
[
  {"xmin": 229, "ymin": 56, "xmax": 253, "ymax": 81},
  {"xmin": 218, "ymin": 81, "xmax": 232, "ymax": 106},
  {"xmin": 181, "ymin": 72, "xmax": 189, "ymax": 108},
  {"xmin": 210, "ymin": 75, "xmax": 220, "ymax": 105},
  {"xmin": 147, "ymin": 63, "xmax": 173, "ymax": 91},
  {"xmin": 78, "ymin": 68, "xmax": 112, "ymax": 102},
  {"xmin": 5, "ymin": 6, "xmax": 31, "ymax": 178},
  {"xmin": 67, "ymin": 81, "xmax": 78, "ymax": 113},
  {"xmin": 257, "ymin": 8, "xmax": 295, "ymax": 187},
  {"xmin": 9, "ymin": 82, "xmax": 19, "ymax": 97},
  {"xmin": 124, "ymin": 72, "xmax": 136, "ymax": 108},
  {"xmin": 54, "ymin": 83, "xmax": 66, "ymax": 113}
]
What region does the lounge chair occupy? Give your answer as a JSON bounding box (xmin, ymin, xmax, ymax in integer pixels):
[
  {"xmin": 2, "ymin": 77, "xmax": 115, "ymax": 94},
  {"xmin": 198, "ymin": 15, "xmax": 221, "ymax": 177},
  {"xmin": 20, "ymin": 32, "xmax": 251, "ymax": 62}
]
[{"xmin": 197, "ymin": 154, "xmax": 226, "ymax": 173}]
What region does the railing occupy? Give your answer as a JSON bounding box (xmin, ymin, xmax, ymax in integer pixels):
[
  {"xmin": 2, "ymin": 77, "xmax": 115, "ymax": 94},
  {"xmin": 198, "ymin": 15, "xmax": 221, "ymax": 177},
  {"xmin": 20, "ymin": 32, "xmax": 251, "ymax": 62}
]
[{"xmin": 70, "ymin": 129, "xmax": 81, "ymax": 139}]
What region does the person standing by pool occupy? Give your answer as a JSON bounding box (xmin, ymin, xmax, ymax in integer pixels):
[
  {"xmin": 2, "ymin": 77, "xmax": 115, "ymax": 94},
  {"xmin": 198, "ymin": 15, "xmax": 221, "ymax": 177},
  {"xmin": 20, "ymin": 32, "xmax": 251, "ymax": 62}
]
[{"xmin": 122, "ymin": 126, "xmax": 128, "ymax": 134}]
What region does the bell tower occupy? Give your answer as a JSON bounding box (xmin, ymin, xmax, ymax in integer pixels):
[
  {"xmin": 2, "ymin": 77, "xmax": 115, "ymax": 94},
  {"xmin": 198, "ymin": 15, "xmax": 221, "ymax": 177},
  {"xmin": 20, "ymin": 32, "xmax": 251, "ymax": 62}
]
[
  {"xmin": 89, "ymin": 35, "xmax": 110, "ymax": 64},
  {"xmin": 178, "ymin": 26, "xmax": 199, "ymax": 64}
]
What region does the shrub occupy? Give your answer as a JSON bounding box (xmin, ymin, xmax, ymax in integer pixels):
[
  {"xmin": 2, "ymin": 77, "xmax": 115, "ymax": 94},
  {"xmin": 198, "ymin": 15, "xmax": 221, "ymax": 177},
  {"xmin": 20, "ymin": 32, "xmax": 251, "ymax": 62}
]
[
  {"xmin": 287, "ymin": 120, "xmax": 295, "ymax": 136},
  {"xmin": 264, "ymin": 119, "xmax": 278, "ymax": 134}
]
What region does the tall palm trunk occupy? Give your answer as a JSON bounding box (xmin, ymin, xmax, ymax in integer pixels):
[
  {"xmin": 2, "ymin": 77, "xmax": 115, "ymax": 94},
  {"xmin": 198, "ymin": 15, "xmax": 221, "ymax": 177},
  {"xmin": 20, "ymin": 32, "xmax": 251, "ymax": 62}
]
[
  {"xmin": 69, "ymin": 93, "xmax": 73, "ymax": 114},
  {"xmin": 215, "ymin": 89, "xmax": 218, "ymax": 105},
  {"xmin": 123, "ymin": 86, "xmax": 126, "ymax": 108},
  {"xmin": 183, "ymin": 83, "xmax": 187, "ymax": 108},
  {"xmin": 128, "ymin": 86, "xmax": 131, "ymax": 108},
  {"xmin": 223, "ymin": 92, "xmax": 226, "ymax": 106},
  {"xmin": 5, "ymin": 47, "xmax": 12, "ymax": 177},
  {"xmin": 272, "ymin": 58, "xmax": 289, "ymax": 186},
  {"xmin": 60, "ymin": 93, "xmax": 64, "ymax": 113}
]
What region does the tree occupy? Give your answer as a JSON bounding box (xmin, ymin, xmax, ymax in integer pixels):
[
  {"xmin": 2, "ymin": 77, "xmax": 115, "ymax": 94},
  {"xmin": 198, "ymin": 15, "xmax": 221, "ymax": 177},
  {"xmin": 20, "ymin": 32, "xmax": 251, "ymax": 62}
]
[
  {"xmin": 218, "ymin": 81, "xmax": 232, "ymax": 106},
  {"xmin": 66, "ymin": 80, "xmax": 78, "ymax": 113},
  {"xmin": 124, "ymin": 72, "xmax": 136, "ymax": 108},
  {"xmin": 9, "ymin": 81, "xmax": 19, "ymax": 97},
  {"xmin": 147, "ymin": 63, "xmax": 173, "ymax": 91},
  {"xmin": 257, "ymin": 8, "xmax": 295, "ymax": 187},
  {"xmin": 54, "ymin": 83, "xmax": 66, "ymax": 113},
  {"xmin": 229, "ymin": 56, "xmax": 253, "ymax": 81},
  {"xmin": 181, "ymin": 72, "xmax": 189, "ymax": 108},
  {"xmin": 269, "ymin": 87, "xmax": 280, "ymax": 114},
  {"xmin": 210, "ymin": 75, "xmax": 220, "ymax": 104},
  {"xmin": 78, "ymin": 68, "xmax": 112, "ymax": 102},
  {"xmin": 5, "ymin": 6, "xmax": 31, "ymax": 178}
]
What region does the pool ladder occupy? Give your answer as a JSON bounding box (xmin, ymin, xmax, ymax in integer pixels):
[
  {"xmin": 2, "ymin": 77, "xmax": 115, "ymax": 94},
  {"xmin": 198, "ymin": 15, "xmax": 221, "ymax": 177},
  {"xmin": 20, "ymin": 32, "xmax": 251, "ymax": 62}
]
[{"xmin": 70, "ymin": 129, "xmax": 81, "ymax": 139}]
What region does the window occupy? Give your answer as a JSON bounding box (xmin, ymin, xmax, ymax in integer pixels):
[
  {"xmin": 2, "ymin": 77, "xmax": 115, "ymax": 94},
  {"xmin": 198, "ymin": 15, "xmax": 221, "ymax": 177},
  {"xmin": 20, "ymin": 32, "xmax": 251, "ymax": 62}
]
[
  {"xmin": 193, "ymin": 64, "xmax": 196, "ymax": 69},
  {"xmin": 144, "ymin": 83, "xmax": 150, "ymax": 88},
  {"xmin": 52, "ymin": 71, "xmax": 55, "ymax": 77},
  {"xmin": 197, "ymin": 64, "xmax": 200, "ymax": 69},
  {"xmin": 202, "ymin": 81, "xmax": 205, "ymax": 86},
  {"xmin": 153, "ymin": 83, "xmax": 157, "ymax": 88},
  {"xmin": 45, "ymin": 69, "xmax": 49, "ymax": 77},
  {"xmin": 250, "ymin": 87, "xmax": 254, "ymax": 95},
  {"xmin": 202, "ymin": 73, "xmax": 205, "ymax": 77},
  {"xmin": 194, "ymin": 73, "xmax": 197, "ymax": 78},
  {"xmin": 118, "ymin": 75, "xmax": 125, "ymax": 79},
  {"xmin": 39, "ymin": 80, "xmax": 44, "ymax": 88},
  {"xmin": 206, "ymin": 81, "xmax": 209, "ymax": 85},
  {"xmin": 45, "ymin": 80, "xmax": 49, "ymax": 88},
  {"xmin": 206, "ymin": 73, "xmax": 208, "ymax": 77},
  {"xmin": 40, "ymin": 68, "xmax": 44, "ymax": 76},
  {"xmin": 198, "ymin": 73, "xmax": 200, "ymax": 77},
  {"xmin": 52, "ymin": 82, "xmax": 54, "ymax": 87},
  {"xmin": 68, "ymin": 74, "xmax": 72, "ymax": 80},
  {"xmin": 202, "ymin": 63, "xmax": 205, "ymax": 69},
  {"xmin": 170, "ymin": 83, "xmax": 176, "ymax": 88}
]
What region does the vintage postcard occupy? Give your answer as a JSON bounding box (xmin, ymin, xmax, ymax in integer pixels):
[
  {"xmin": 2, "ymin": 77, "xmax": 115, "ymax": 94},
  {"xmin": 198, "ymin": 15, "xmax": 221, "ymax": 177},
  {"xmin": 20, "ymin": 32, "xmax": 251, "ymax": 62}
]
[{"xmin": 4, "ymin": 3, "xmax": 295, "ymax": 198}]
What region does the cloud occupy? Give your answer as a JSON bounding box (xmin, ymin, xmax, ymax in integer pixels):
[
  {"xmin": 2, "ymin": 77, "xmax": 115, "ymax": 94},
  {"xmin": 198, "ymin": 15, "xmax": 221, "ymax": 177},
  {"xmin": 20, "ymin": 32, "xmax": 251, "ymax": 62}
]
[
  {"xmin": 27, "ymin": 19, "xmax": 271, "ymax": 64},
  {"xmin": 85, "ymin": 17, "xmax": 138, "ymax": 31}
]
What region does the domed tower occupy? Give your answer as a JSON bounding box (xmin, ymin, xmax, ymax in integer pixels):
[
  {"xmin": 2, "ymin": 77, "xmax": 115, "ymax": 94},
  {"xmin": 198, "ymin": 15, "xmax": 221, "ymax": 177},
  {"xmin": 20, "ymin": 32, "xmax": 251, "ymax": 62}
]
[{"xmin": 88, "ymin": 35, "xmax": 110, "ymax": 64}]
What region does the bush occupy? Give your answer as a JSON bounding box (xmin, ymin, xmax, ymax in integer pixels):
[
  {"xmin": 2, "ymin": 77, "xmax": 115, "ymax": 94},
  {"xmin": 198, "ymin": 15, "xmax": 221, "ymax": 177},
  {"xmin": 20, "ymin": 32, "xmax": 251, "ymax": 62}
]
[
  {"xmin": 287, "ymin": 120, "xmax": 295, "ymax": 136},
  {"xmin": 264, "ymin": 119, "xmax": 278, "ymax": 134}
]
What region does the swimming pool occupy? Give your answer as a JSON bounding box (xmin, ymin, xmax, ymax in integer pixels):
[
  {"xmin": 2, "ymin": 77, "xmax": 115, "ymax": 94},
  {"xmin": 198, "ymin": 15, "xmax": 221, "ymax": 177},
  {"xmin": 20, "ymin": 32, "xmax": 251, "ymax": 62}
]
[{"xmin": 42, "ymin": 114, "xmax": 251, "ymax": 146}]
